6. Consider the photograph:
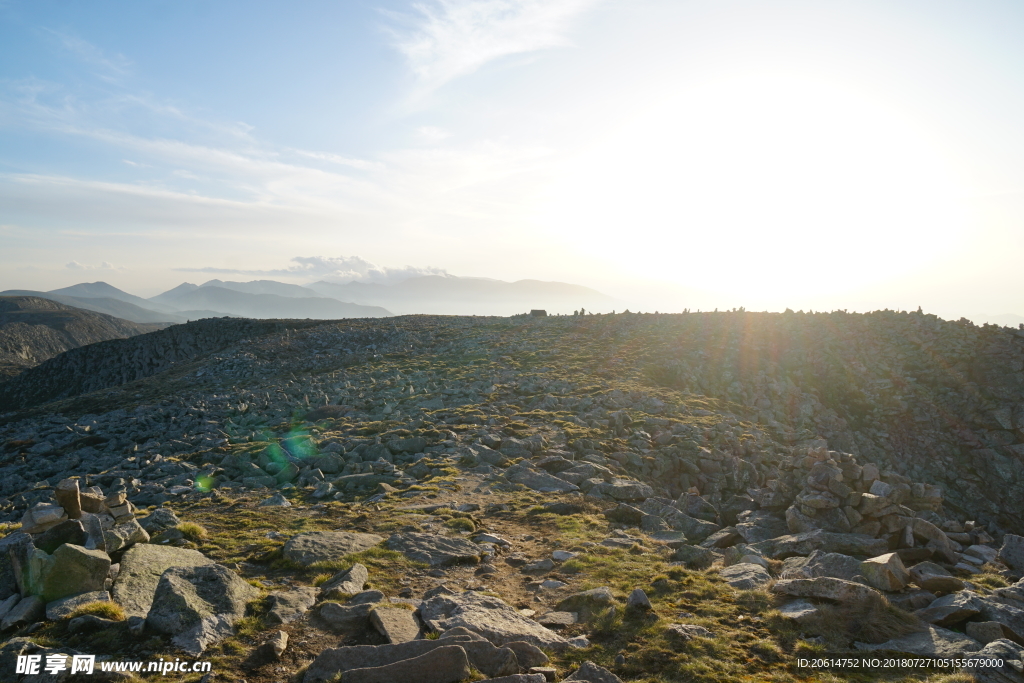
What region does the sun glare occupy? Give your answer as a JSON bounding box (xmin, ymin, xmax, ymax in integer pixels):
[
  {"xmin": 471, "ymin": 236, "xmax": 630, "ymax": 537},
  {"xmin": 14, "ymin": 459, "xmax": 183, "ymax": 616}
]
[{"xmin": 540, "ymin": 73, "xmax": 970, "ymax": 304}]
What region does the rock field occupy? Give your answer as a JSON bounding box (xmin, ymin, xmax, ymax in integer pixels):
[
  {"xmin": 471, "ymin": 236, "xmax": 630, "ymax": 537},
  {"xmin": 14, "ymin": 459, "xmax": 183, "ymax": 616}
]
[{"xmin": 0, "ymin": 309, "xmax": 1022, "ymax": 682}]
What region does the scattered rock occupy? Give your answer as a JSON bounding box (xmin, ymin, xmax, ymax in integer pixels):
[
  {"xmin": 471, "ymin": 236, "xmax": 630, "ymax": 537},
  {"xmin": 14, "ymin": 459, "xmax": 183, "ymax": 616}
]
[
  {"xmin": 666, "ymin": 623, "xmax": 714, "ymax": 641},
  {"xmin": 860, "ymin": 553, "xmax": 911, "ymax": 592},
  {"xmin": 772, "ymin": 577, "xmax": 881, "ymax": 604},
  {"xmin": 283, "ymin": 532, "xmax": 384, "ymax": 567},
  {"xmin": 112, "ymin": 544, "xmax": 215, "ymax": 618},
  {"xmin": 564, "ymin": 660, "xmax": 624, "ymax": 682},
  {"xmin": 259, "ymin": 629, "xmax": 289, "ymax": 660},
  {"xmin": 855, "ymin": 625, "xmax": 982, "ymax": 657},
  {"xmin": 266, "ymin": 587, "xmax": 317, "ymax": 625},
  {"xmin": 909, "ymin": 561, "xmax": 965, "ymax": 593},
  {"xmin": 555, "ymin": 587, "xmax": 616, "ymax": 622},
  {"xmin": 718, "ymin": 563, "xmax": 772, "ymax": 590},
  {"xmin": 319, "ymin": 563, "xmax": 369, "ymax": 600},
  {"xmin": 371, "ymin": 606, "xmax": 421, "ymax": 643},
  {"xmin": 28, "ymin": 543, "xmax": 110, "ymax": 602},
  {"xmin": 387, "ymin": 533, "xmax": 481, "ymax": 567},
  {"xmin": 420, "ymin": 590, "xmax": 570, "ymax": 650},
  {"xmin": 45, "ymin": 590, "xmax": 111, "ymax": 620}
]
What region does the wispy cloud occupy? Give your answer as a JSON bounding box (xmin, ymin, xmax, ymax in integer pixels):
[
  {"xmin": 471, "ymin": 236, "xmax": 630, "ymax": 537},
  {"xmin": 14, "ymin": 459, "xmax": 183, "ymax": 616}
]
[
  {"xmin": 176, "ymin": 255, "xmax": 448, "ymax": 284},
  {"xmin": 65, "ymin": 260, "xmax": 121, "ymax": 270},
  {"xmin": 43, "ymin": 29, "xmax": 132, "ymax": 82},
  {"xmin": 386, "ymin": 0, "xmax": 596, "ymax": 90}
]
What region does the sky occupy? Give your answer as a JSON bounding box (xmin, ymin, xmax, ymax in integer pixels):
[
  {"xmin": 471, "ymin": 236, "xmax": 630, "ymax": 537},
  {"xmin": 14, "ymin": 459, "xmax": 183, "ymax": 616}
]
[{"xmin": 1, "ymin": 0, "xmax": 1024, "ymax": 321}]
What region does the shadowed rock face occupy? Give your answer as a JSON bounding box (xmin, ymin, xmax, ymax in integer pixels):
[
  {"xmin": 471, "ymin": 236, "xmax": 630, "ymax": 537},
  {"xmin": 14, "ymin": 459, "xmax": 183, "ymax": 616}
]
[{"xmin": 0, "ymin": 296, "xmax": 165, "ymax": 380}]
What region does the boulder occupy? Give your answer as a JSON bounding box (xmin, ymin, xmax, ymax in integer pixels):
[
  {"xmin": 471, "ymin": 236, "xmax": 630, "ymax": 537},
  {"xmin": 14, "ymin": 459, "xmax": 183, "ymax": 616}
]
[
  {"xmin": 998, "ymin": 534, "xmax": 1024, "ymax": 573},
  {"xmin": 778, "ymin": 599, "xmax": 818, "ymax": 623},
  {"xmin": 421, "ymin": 590, "xmax": 570, "ymax": 650},
  {"xmin": 283, "ymin": 531, "xmax": 384, "ymax": 567},
  {"xmin": 0, "ymin": 532, "xmax": 33, "ymax": 599},
  {"xmin": 320, "ymin": 601, "xmax": 375, "ymax": 631},
  {"xmin": 338, "ymin": 645, "xmax": 471, "ymax": 683},
  {"xmin": 319, "ymin": 563, "xmax": 369, "ymax": 599},
  {"xmin": 304, "ymin": 638, "xmax": 506, "ymax": 683},
  {"xmin": 371, "ymin": 606, "xmax": 421, "ymax": 643},
  {"xmin": 914, "ymin": 591, "xmax": 985, "ymax": 626},
  {"xmin": 506, "ymin": 641, "xmax": 549, "ymax": 668},
  {"xmin": 958, "ymin": 639, "xmax": 1024, "ymax": 683},
  {"xmin": 102, "ymin": 518, "xmax": 150, "ymax": 553},
  {"xmin": 564, "ymin": 660, "xmax": 624, "ymax": 682},
  {"xmin": 27, "ymin": 544, "xmax": 110, "ymax": 603},
  {"xmin": 750, "ymin": 530, "xmax": 887, "ymax": 559},
  {"xmin": 139, "ymin": 508, "xmax": 181, "ymax": 534},
  {"xmin": 146, "ymin": 564, "xmax": 259, "ymax": 638},
  {"xmin": 779, "ymin": 550, "xmax": 862, "ymax": 581},
  {"xmin": 718, "ymin": 563, "xmax": 772, "ymax": 590},
  {"xmin": 45, "ymin": 590, "xmax": 111, "ymax": 620},
  {"xmin": 908, "ymin": 561, "xmax": 964, "ymax": 593},
  {"xmin": 626, "ymin": 588, "xmax": 652, "ymax": 609},
  {"xmin": 966, "ymin": 621, "xmax": 1008, "ymax": 645},
  {"xmin": 112, "ymin": 544, "xmax": 214, "ymax": 618},
  {"xmin": 854, "ymin": 625, "xmax": 982, "ymax": 657},
  {"xmin": 505, "ymin": 464, "xmax": 580, "ymax": 493},
  {"xmin": 859, "ymin": 553, "xmax": 911, "ymax": 592},
  {"xmin": 266, "ymin": 587, "xmax": 318, "ymax": 625},
  {"xmin": 34, "ymin": 520, "xmax": 87, "ymax": 555},
  {"xmin": 666, "ymin": 623, "xmax": 714, "ymax": 641},
  {"xmin": 260, "ymin": 630, "xmax": 289, "ymax": 660},
  {"xmin": 0, "ymin": 595, "xmax": 43, "ymax": 630},
  {"xmin": 670, "ymin": 545, "xmax": 715, "ymax": 570},
  {"xmin": 386, "ymin": 533, "xmax": 481, "ymax": 567},
  {"xmin": 555, "ymin": 587, "xmax": 616, "ymax": 622},
  {"xmin": 772, "ymin": 577, "xmax": 881, "ymax": 604},
  {"xmin": 54, "ymin": 478, "xmax": 82, "ymax": 519}
]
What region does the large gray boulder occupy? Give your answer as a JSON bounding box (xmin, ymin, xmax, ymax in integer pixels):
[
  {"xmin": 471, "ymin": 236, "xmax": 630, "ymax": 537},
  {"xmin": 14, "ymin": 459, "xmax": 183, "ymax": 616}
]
[
  {"xmin": 303, "ymin": 637, "xmax": 506, "ymax": 683},
  {"xmin": 998, "ymin": 534, "xmax": 1024, "ymax": 573},
  {"xmin": 146, "ymin": 564, "xmax": 260, "ymax": 654},
  {"xmin": 0, "ymin": 532, "xmax": 34, "ymax": 599},
  {"xmin": 772, "ymin": 577, "xmax": 881, "ymax": 604},
  {"xmin": 854, "ymin": 625, "xmax": 982, "ymax": 657},
  {"xmin": 718, "ymin": 563, "xmax": 771, "ymax": 590},
  {"xmin": 283, "ymin": 531, "xmax": 384, "ymax": 567},
  {"xmin": 565, "ymin": 660, "xmax": 624, "ymax": 682},
  {"xmin": 555, "ymin": 587, "xmax": 616, "ymax": 621},
  {"xmin": 421, "ymin": 590, "xmax": 570, "ymax": 650},
  {"xmin": 750, "ymin": 530, "xmax": 887, "ymax": 559},
  {"xmin": 908, "ymin": 561, "xmax": 964, "ymax": 592},
  {"xmin": 27, "ymin": 544, "xmax": 110, "ymax": 603},
  {"xmin": 112, "ymin": 544, "xmax": 214, "ymax": 618},
  {"xmin": 959, "ymin": 639, "xmax": 1024, "ymax": 683},
  {"xmin": 779, "ymin": 550, "xmax": 862, "ymax": 581},
  {"xmin": 504, "ymin": 464, "xmax": 579, "ymax": 493},
  {"xmin": 859, "ymin": 553, "xmax": 911, "ymax": 592},
  {"xmin": 319, "ymin": 563, "xmax": 368, "ymax": 599},
  {"xmin": 914, "ymin": 591, "xmax": 985, "ymax": 626},
  {"xmin": 387, "ymin": 533, "xmax": 481, "ymax": 567},
  {"xmin": 371, "ymin": 607, "xmax": 421, "ymax": 643},
  {"xmin": 337, "ymin": 645, "xmax": 471, "ymax": 683},
  {"xmin": 266, "ymin": 587, "xmax": 318, "ymax": 625}
]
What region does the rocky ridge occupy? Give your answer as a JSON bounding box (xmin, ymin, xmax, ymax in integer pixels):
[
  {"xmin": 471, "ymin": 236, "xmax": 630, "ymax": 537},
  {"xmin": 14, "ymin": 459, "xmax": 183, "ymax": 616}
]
[{"xmin": 0, "ymin": 310, "xmax": 1022, "ymax": 682}]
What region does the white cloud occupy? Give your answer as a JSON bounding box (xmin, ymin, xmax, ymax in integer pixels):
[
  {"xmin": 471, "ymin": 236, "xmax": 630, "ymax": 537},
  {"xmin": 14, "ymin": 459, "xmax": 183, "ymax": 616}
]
[
  {"xmin": 65, "ymin": 260, "xmax": 120, "ymax": 270},
  {"xmin": 176, "ymin": 255, "xmax": 449, "ymax": 285},
  {"xmin": 43, "ymin": 29, "xmax": 132, "ymax": 81},
  {"xmin": 386, "ymin": 0, "xmax": 596, "ymax": 89}
]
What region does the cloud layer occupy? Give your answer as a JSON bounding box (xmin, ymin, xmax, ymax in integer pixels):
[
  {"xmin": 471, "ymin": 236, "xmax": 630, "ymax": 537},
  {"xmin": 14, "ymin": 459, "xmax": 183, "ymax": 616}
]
[{"xmin": 177, "ymin": 255, "xmax": 449, "ymax": 285}]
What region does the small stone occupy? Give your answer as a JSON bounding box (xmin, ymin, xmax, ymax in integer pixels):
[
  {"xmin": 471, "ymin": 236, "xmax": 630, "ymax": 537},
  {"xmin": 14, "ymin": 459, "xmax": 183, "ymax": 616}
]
[
  {"xmin": 55, "ymin": 479, "xmax": 82, "ymax": 519},
  {"xmin": 259, "ymin": 493, "xmax": 292, "ymax": 507},
  {"xmin": 860, "ymin": 553, "xmax": 911, "ymax": 592},
  {"xmin": 370, "ymin": 606, "xmax": 421, "ymax": 643},
  {"xmin": 627, "ymin": 588, "xmax": 652, "ymax": 610},
  {"xmin": 666, "ymin": 623, "xmax": 714, "ymax": 641},
  {"xmin": 128, "ymin": 615, "xmax": 146, "ymax": 636},
  {"xmin": 259, "ymin": 630, "xmax": 288, "ymax": 660}
]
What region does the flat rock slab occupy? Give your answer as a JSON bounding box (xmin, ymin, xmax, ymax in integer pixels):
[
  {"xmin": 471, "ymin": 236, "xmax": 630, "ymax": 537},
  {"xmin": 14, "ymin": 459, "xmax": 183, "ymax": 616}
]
[
  {"xmin": 266, "ymin": 587, "xmax": 318, "ymax": 625},
  {"xmin": 304, "ymin": 637, "xmax": 495, "ymax": 683},
  {"xmin": 45, "ymin": 591, "xmax": 111, "ymax": 620},
  {"xmin": 371, "ymin": 607, "xmax": 421, "ymax": 643},
  {"xmin": 505, "ymin": 466, "xmax": 580, "ymax": 493},
  {"xmin": 283, "ymin": 532, "xmax": 384, "ymax": 567},
  {"xmin": 420, "ymin": 590, "xmax": 571, "ymax": 651},
  {"xmin": 751, "ymin": 530, "xmax": 887, "ymax": 560},
  {"xmin": 718, "ymin": 563, "xmax": 772, "ymax": 590},
  {"xmin": 386, "ymin": 533, "xmax": 481, "ymax": 567},
  {"xmin": 855, "ymin": 625, "xmax": 982, "ymax": 657},
  {"xmin": 772, "ymin": 577, "xmax": 881, "ymax": 604},
  {"xmin": 146, "ymin": 563, "xmax": 260, "ymax": 637},
  {"xmin": 565, "ymin": 660, "xmax": 624, "ymax": 682},
  {"xmin": 338, "ymin": 645, "xmax": 470, "ymax": 683},
  {"xmin": 112, "ymin": 544, "xmax": 214, "ymax": 618}
]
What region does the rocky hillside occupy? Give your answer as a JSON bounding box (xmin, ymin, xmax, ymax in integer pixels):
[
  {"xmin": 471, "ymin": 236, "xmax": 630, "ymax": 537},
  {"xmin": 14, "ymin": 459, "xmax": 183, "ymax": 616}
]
[
  {"xmin": 0, "ymin": 310, "xmax": 1021, "ymax": 683},
  {"xmin": 0, "ymin": 297, "xmax": 167, "ymax": 380}
]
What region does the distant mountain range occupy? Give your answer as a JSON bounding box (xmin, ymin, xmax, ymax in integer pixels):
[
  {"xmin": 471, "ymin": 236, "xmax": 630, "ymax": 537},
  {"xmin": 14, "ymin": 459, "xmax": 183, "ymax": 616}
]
[{"xmin": 0, "ymin": 274, "xmax": 612, "ymax": 324}]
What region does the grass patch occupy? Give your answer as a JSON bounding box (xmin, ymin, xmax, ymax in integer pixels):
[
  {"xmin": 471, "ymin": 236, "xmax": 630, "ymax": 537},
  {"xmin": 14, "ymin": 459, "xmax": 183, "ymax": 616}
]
[
  {"xmin": 177, "ymin": 521, "xmax": 209, "ymax": 541},
  {"xmin": 444, "ymin": 517, "xmax": 476, "ymax": 532},
  {"xmin": 312, "ymin": 572, "xmax": 333, "ymax": 587},
  {"xmin": 67, "ymin": 601, "xmax": 126, "ymax": 621}
]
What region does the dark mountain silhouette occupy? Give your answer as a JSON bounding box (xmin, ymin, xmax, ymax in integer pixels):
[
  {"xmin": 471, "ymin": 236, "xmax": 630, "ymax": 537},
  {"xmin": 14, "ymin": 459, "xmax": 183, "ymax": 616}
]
[
  {"xmin": 0, "ymin": 290, "xmax": 207, "ymax": 324},
  {"xmin": 0, "ymin": 296, "xmax": 167, "ymax": 379}
]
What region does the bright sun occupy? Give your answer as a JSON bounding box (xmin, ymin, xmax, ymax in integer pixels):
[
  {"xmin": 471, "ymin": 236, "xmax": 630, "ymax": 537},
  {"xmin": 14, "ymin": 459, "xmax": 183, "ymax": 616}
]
[{"xmin": 539, "ymin": 72, "xmax": 970, "ymax": 305}]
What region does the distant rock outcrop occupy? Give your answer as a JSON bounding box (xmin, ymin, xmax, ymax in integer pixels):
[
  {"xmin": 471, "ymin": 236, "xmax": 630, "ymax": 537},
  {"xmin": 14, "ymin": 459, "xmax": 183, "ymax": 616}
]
[{"xmin": 0, "ymin": 296, "xmax": 166, "ymax": 379}]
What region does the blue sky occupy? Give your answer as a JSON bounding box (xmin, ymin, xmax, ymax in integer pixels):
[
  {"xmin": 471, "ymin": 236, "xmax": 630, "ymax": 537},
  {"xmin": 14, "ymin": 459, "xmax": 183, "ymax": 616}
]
[{"xmin": 2, "ymin": 0, "xmax": 1024, "ymax": 319}]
